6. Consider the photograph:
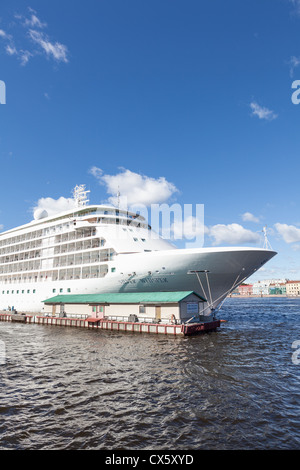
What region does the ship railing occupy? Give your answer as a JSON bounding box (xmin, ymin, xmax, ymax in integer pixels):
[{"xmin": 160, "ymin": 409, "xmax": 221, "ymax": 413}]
[
  {"xmin": 47, "ymin": 313, "xmax": 181, "ymax": 324},
  {"xmin": 103, "ymin": 315, "xmax": 180, "ymax": 324}
]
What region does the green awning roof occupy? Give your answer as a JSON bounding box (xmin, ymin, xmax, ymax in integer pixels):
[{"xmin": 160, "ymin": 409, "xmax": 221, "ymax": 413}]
[{"xmin": 43, "ymin": 291, "xmax": 206, "ymax": 304}]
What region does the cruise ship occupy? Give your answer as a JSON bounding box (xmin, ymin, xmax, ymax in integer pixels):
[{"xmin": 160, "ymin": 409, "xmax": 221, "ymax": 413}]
[{"xmin": 0, "ymin": 185, "xmax": 276, "ymax": 313}]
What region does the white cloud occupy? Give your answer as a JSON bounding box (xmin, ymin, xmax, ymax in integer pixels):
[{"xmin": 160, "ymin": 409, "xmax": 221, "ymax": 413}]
[
  {"xmin": 0, "ymin": 29, "xmax": 8, "ymax": 38},
  {"xmin": 89, "ymin": 167, "xmax": 178, "ymax": 207},
  {"xmin": 274, "ymin": 223, "xmax": 300, "ymax": 243},
  {"xmin": 5, "ymin": 44, "xmax": 17, "ymax": 55},
  {"xmin": 33, "ymin": 196, "xmax": 77, "ymax": 219},
  {"xmin": 89, "ymin": 166, "xmax": 103, "ymax": 179},
  {"xmin": 23, "ymin": 10, "xmax": 47, "ymax": 29},
  {"xmin": 28, "ymin": 29, "xmax": 68, "ymax": 63},
  {"xmin": 19, "ymin": 50, "xmax": 32, "ymax": 66},
  {"xmin": 0, "ymin": 8, "xmax": 69, "ymax": 65},
  {"xmin": 250, "ymin": 101, "xmax": 278, "ymax": 121},
  {"xmin": 289, "ymin": 0, "xmax": 300, "ymax": 15},
  {"xmin": 241, "ymin": 212, "xmax": 260, "ymax": 223},
  {"xmin": 207, "ymin": 223, "xmax": 260, "ymax": 246},
  {"xmin": 3, "ymin": 37, "xmax": 31, "ymax": 66}
]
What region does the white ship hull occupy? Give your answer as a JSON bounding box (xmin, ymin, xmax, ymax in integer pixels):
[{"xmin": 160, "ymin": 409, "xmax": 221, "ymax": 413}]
[{"xmin": 0, "ymin": 246, "xmax": 276, "ymax": 313}]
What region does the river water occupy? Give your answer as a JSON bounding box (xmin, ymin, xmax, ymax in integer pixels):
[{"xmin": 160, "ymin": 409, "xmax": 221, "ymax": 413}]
[{"xmin": 0, "ymin": 297, "xmax": 299, "ymax": 450}]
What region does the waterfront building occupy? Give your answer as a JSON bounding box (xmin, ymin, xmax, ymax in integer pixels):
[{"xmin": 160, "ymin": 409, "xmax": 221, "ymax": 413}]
[
  {"xmin": 286, "ymin": 280, "xmax": 300, "ymax": 296},
  {"xmin": 253, "ymin": 279, "xmax": 286, "ymax": 296},
  {"xmin": 268, "ymin": 282, "xmax": 287, "ymax": 295},
  {"xmin": 253, "ymin": 279, "xmax": 286, "ymax": 295},
  {"xmin": 238, "ymin": 284, "xmax": 253, "ymax": 295},
  {"xmin": 279, "ymin": 283, "xmax": 287, "ymax": 295},
  {"xmin": 269, "ymin": 284, "xmax": 281, "ymax": 295},
  {"xmin": 42, "ymin": 291, "xmax": 208, "ymax": 324},
  {"xmin": 252, "ymin": 281, "xmax": 270, "ymax": 295}
]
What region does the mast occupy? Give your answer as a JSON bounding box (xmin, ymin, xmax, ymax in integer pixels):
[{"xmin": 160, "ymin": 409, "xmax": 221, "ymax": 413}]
[
  {"xmin": 262, "ymin": 225, "xmax": 272, "ymax": 250},
  {"xmin": 73, "ymin": 185, "xmax": 90, "ymax": 207}
]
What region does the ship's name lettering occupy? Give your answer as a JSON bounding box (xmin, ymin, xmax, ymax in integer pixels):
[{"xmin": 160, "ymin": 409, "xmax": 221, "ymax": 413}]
[
  {"xmin": 118, "ymin": 277, "xmax": 168, "ymax": 285},
  {"xmin": 140, "ymin": 277, "xmax": 168, "ymax": 284},
  {"xmin": 119, "ymin": 279, "xmax": 137, "ymax": 285}
]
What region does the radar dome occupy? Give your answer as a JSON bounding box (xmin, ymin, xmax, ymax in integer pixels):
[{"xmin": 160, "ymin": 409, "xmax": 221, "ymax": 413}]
[{"xmin": 34, "ymin": 208, "xmax": 48, "ymax": 220}]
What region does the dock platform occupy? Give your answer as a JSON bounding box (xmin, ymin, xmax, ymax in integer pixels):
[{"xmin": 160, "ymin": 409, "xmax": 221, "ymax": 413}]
[{"xmin": 0, "ymin": 312, "xmax": 220, "ymax": 336}]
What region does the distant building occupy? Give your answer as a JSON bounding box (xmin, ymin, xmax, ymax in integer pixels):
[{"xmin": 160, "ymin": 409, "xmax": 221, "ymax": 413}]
[
  {"xmin": 253, "ymin": 281, "xmax": 270, "ymax": 295},
  {"xmin": 253, "ymin": 279, "xmax": 286, "ymax": 296},
  {"xmin": 231, "ymin": 287, "xmax": 239, "ymax": 295},
  {"xmin": 279, "ymin": 283, "xmax": 287, "ymax": 295},
  {"xmin": 286, "ymin": 281, "xmax": 300, "ymax": 296},
  {"xmin": 238, "ymin": 284, "xmax": 253, "ymax": 296},
  {"xmin": 269, "ymin": 284, "xmax": 277, "ymax": 295},
  {"xmin": 269, "ymin": 282, "xmax": 287, "ymax": 295}
]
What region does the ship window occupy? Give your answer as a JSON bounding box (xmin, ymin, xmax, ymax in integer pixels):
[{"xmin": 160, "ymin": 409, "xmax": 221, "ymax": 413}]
[
  {"xmin": 111, "ymin": 267, "xmax": 116, "ymax": 272},
  {"xmin": 53, "ymin": 289, "xmax": 56, "ymax": 293},
  {"xmin": 22, "ymin": 290, "xmax": 24, "ymax": 294},
  {"xmin": 82, "ymin": 267, "xmax": 91, "ymax": 278},
  {"xmin": 91, "ymin": 266, "xmax": 99, "ymax": 278},
  {"xmin": 139, "ymin": 305, "xmax": 145, "ymax": 314},
  {"xmin": 60, "ymin": 288, "xmax": 63, "ymax": 293},
  {"xmin": 6, "ymin": 290, "xmax": 9, "ymax": 294},
  {"xmin": 33, "ymin": 289, "xmax": 36, "ymax": 293},
  {"xmin": 17, "ymin": 290, "xmax": 19, "ymax": 294},
  {"xmin": 27, "ymin": 290, "xmax": 30, "ymax": 293},
  {"xmin": 67, "ymin": 288, "xmax": 71, "ymax": 292}
]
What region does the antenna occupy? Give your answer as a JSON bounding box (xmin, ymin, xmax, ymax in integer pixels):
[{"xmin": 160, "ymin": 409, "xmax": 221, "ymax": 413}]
[
  {"xmin": 73, "ymin": 184, "xmax": 90, "ymax": 207},
  {"xmin": 117, "ymin": 187, "xmax": 120, "ymax": 209}
]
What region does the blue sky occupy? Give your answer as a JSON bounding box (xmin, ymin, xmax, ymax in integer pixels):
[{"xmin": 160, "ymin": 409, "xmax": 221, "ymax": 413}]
[{"xmin": 0, "ymin": 0, "xmax": 300, "ymax": 282}]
